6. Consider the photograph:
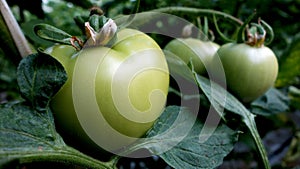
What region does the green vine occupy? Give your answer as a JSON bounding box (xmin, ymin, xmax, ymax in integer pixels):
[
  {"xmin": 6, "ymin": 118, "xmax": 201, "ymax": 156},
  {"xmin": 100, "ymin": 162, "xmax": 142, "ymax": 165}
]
[
  {"xmin": 212, "ymin": 14, "xmax": 235, "ymax": 42},
  {"xmin": 0, "ymin": 0, "xmax": 32, "ymax": 58},
  {"xmin": 152, "ymin": 6, "xmax": 243, "ymax": 25},
  {"xmin": 11, "ymin": 147, "xmax": 118, "ymax": 169},
  {"xmin": 236, "ymin": 11, "xmax": 257, "ymax": 44}
]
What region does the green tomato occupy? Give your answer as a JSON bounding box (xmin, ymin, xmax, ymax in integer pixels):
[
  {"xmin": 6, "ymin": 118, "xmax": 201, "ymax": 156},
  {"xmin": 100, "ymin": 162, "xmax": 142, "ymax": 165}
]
[
  {"xmin": 164, "ymin": 38, "xmax": 220, "ymax": 75},
  {"xmin": 47, "ymin": 29, "xmax": 169, "ymax": 153},
  {"xmin": 44, "ymin": 44, "xmax": 77, "ymax": 70},
  {"xmin": 210, "ymin": 43, "xmax": 278, "ymax": 103}
]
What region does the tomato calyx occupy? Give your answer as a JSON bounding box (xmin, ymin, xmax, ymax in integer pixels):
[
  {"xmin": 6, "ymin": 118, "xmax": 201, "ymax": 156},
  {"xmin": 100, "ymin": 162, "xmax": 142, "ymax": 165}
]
[
  {"xmin": 235, "ymin": 12, "xmax": 274, "ymax": 48},
  {"xmin": 245, "ymin": 20, "xmax": 266, "ymax": 48},
  {"xmin": 70, "ymin": 36, "xmax": 84, "ymax": 50},
  {"xmin": 34, "ymin": 6, "xmax": 118, "ymax": 50},
  {"xmin": 84, "ymin": 18, "xmax": 118, "ymax": 47}
]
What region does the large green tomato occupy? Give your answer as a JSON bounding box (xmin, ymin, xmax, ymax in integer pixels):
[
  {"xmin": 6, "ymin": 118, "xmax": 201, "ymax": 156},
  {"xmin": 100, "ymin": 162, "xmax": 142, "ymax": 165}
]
[
  {"xmin": 210, "ymin": 43, "xmax": 278, "ymax": 103},
  {"xmin": 164, "ymin": 38, "xmax": 220, "ymax": 75},
  {"xmin": 47, "ymin": 28, "xmax": 169, "ymax": 153}
]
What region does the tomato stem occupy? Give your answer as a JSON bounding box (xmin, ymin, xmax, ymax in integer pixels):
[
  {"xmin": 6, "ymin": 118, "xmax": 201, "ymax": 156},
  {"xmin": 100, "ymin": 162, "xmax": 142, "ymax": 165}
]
[
  {"xmin": 152, "ymin": 7, "xmax": 243, "ymax": 43},
  {"xmin": 14, "ymin": 146, "xmax": 117, "ymax": 169},
  {"xmin": 246, "ymin": 22, "xmax": 266, "ymax": 47},
  {"xmin": 244, "ymin": 115, "xmax": 271, "ymax": 169},
  {"xmin": 260, "ymin": 19, "xmax": 274, "ymax": 45},
  {"xmin": 152, "ymin": 7, "xmax": 243, "ymax": 26},
  {"xmin": 236, "ymin": 10, "xmax": 257, "ymax": 44},
  {"xmin": 0, "ymin": 0, "xmax": 32, "ymax": 58},
  {"xmin": 118, "ymin": 0, "xmax": 141, "ymax": 29},
  {"xmin": 203, "ymin": 16, "xmax": 209, "ymax": 39},
  {"xmin": 212, "ymin": 14, "xmax": 235, "ymax": 42}
]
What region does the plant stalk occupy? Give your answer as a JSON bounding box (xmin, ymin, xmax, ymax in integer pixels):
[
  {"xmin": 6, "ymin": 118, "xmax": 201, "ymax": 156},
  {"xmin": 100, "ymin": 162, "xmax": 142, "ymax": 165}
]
[
  {"xmin": 6, "ymin": 147, "xmax": 118, "ymax": 169},
  {"xmin": 0, "ymin": 0, "xmax": 32, "ymax": 58},
  {"xmin": 152, "ymin": 7, "xmax": 243, "ymax": 25},
  {"xmin": 244, "ymin": 115, "xmax": 271, "ymax": 169}
]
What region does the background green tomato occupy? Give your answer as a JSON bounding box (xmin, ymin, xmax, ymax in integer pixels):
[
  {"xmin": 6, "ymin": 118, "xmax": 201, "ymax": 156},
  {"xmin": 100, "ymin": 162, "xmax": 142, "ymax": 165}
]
[
  {"xmin": 164, "ymin": 38, "xmax": 219, "ymax": 75},
  {"xmin": 48, "ymin": 29, "xmax": 169, "ymax": 153},
  {"xmin": 210, "ymin": 43, "xmax": 278, "ymax": 103},
  {"xmin": 44, "ymin": 44, "xmax": 77, "ymax": 70}
]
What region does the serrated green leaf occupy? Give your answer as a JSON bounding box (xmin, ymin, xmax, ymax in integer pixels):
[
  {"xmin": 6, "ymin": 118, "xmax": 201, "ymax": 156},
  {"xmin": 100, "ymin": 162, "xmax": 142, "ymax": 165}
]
[
  {"xmin": 126, "ymin": 106, "xmax": 238, "ymax": 169},
  {"xmin": 164, "ymin": 49, "xmax": 270, "ymax": 168},
  {"xmin": 158, "ymin": 107, "xmax": 238, "ymax": 169},
  {"xmin": 16, "ymin": 53, "xmax": 67, "ymax": 111},
  {"xmin": 276, "ymin": 33, "xmax": 300, "ymax": 87},
  {"xmin": 0, "ymin": 103, "xmax": 65, "ymax": 152},
  {"xmin": 251, "ymin": 88, "xmax": 290, "ymax": 116},
  {"xmin": 0, "ymin": 102, "xmax": 115, "ymax": 169},
  {"xmin": 193, "ymin": 74, "xmax": 271, "ymax": 169},
  {"xmin": 1, "ymin": 50, "xmax": 115, "ymax": 168},
  {"xmin": 0, "ymin": 102, "xmax": 64, "ymax": 167}
]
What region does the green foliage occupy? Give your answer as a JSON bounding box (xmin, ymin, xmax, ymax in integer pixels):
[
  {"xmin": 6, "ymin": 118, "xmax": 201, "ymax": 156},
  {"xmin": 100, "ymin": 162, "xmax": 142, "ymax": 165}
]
[
  {"xmin": 0, "ymin": 50, "xmax": 17, "ymax": 90},
  {"xmin": 276, "ymin": 33, "xmax": 300, "ymax": 87},
  {"xmin": 0, "ymin": 49, "xmax": 19, "ymax": 103},
  {"xmin": 42, "ymin": 0, "xmax": 89, "ymax": 36},
  {"xmin": 104, "ymin": 0, "xmax": 299, "ymax": 52},
  {"xmin": 0, "ymin": 103, "xmax": 117, "ymax": 169},
  {"xmin": 0, "ymin": 53, "xmax": 114, "ymax": 169},
  {"xmin": 16, "ymin": 53, "xmax": 67, "ymax": 110},
  {"xmin": 251, "ymin": 88, "xmax": 290, "ymax": 116},
  {"xmin": 0, "ymin": 50, "xmax": 239, "ymax": 169},
  {"xmin": 193, "ymin": 73, "xmax": 271, "ymax": 169},
  {"xmin": 150, "ymin": 107, "xmax": 238, "ymax": 169}
]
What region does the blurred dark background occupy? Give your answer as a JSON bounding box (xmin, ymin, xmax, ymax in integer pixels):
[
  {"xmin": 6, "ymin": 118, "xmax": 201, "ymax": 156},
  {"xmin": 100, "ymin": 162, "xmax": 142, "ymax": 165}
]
[{"xmin": 1, "ymin": 0, "xmax": 300, "ymax": 168}]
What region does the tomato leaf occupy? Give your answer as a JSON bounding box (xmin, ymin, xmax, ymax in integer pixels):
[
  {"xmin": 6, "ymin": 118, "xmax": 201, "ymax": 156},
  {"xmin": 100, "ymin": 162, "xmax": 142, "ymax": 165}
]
[
  {"xmin": 34, "ymin": 23, "xmax": 73, "ymax": 45},
  {"xmin": 0, "ymin": 102, "xmax": 115, "ymax": 169},
  {"xmin": 193, "ymin": 74, "xmax": 271, "ymax": 169},
  {"xmin": 251, "ymin": 88, "xmax": 290, "ymax": 116},
  {"xmin": 0, "ymin": 103, "xmax": 65, "ymax": 160},
  {"xmin": 16, "ymin": 52, "xmax": 67, "ymax": 111},
  {"xmin": 164, "ymin": 50, "xmax": 271, "ymax": 168},
  {"xmin": 125, "ymin": 106, "xmax": 238, "ymax": 169},
  {"xmin": 152, "ymin": 106, "xmax": 238, "ymax": 169},
  {"xmin": 1, "ymin": 52, "xmax": 116, "ymax": 168}
]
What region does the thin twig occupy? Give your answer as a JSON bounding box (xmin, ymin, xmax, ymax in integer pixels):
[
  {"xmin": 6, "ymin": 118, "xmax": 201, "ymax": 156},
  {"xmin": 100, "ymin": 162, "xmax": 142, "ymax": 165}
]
[
  {"xmin": 152, "ymin": 7, "xmax": 243, "ymax": 25},
  {"xmin": 0, "ymin": 0, "xmax": 32, "ymax": 58}
]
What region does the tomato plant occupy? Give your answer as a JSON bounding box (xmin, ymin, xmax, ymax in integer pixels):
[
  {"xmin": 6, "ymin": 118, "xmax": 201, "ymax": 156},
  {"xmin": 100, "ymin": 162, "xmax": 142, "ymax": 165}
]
[
  {"xmin": 164, "ymin": 38, "xmax": 219, "ymax": 75},
  {"xmin": 2, "ymin": 0, "xmax": 299, "ymax": 168},
  {"xmin": 47, "ymin": 28, "xmax": 169, "ymax": 152}
]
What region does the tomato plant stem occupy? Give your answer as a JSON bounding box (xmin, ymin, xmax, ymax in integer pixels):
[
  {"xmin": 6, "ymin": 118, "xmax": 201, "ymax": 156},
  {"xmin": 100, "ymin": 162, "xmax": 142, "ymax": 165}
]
[
  {"xmin": 236, "ymin": 11, "xmax": 256, "ymax": 44},
  {"xmin": 118, "ymin": 0, "xmax": 140, "ymax": 29},
  {"xmin": 212, "ymin": 14, "xmax": 235, "ymax": 42},
  {"xmin": 0, "ymin": 0, "xmax": 32, "ymax": 58},
  {"xmin": 244, "ymin": 115, "xmax": 271, "ymax": 169},
  {"xmin": 13, "ymin": 147, "xmax": 117, "ymax": 169},
  {"xmin": 152, "ymin": 7, "xmax": 243, "ymax": 25}
]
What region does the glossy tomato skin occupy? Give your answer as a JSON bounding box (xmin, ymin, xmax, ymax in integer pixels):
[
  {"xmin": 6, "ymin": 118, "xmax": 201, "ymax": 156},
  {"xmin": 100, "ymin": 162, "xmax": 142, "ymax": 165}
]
[
  {"xmin": 164, "ymin": 38, "xmax": 219, "ymax": 75},
  {"xmin": 48, "ymin": 29, "xmax": 169, "ymax": 153},
  {"xmin": 44, "ymin": 44, "xmax": 77, "ymax": 71},
  {"xmin": 210, "ymin": 43, "xmax": 278, "ymax": 103}
]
